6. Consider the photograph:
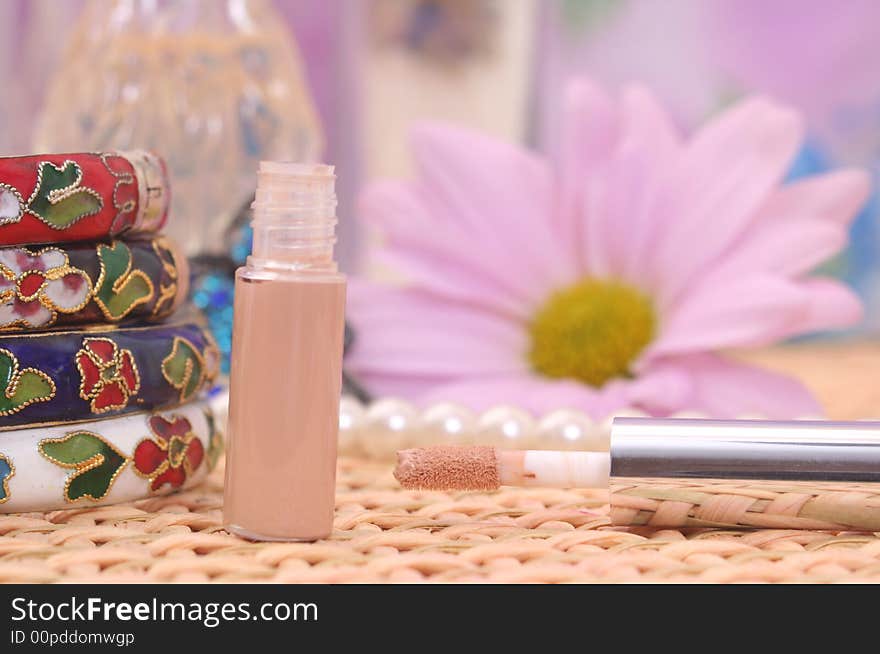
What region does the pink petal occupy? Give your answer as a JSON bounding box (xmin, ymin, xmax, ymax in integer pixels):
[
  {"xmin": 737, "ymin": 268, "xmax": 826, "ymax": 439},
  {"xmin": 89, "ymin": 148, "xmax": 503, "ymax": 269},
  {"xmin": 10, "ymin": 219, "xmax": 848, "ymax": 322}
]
[
  {"xmin": 360, "ymin": 180, "xmax": 540, "ymax": 317},
  {"xmin": 770, "ymin": 169, "xmax": 871, "ymax": 228},
  {"xmin": 554, "ymin": 78, "xmax": 620, "ymax": 248},
  {"xmin": 408, "ymin": 124, "xmax": 574, "ymax": 298},
  {"xmin": 346, "ymin": 281, "xmax": 527, "ymax": 377},
  {"xmin": 716, "ymin": 219, "xmax": 846, "ymax": 280},
  {"xmin": 374, "ymin": 247, "xmax": 530, "ymax": 319},
  {"xmin": 361, "ymin": 181, "xmax": 486, "ymax": 274},
  {"xmin": 708, "ymin": 170, "xmax": 871, "ymax": 279},
  {"xmin": 418, "ymin": 373, "xmax": 632, "ymax": 419},
  {"xmin": 648, "ymin": 97, "xmax": 804, "ymax": 305},
  {"xmin": 354, "ymin": 371, "xmax": 457, "ymax": 402},
  {"xmin": 782, "ymin": 277, "xmax": 864, "ymax": 336},
  {"xmin": 581, "ymin": 85, "xmax": 682, "ymax": 280},
  {"xmin": 615, "ymin": 85, "xmax": 683, "ymax": 282},
  {"xmin": 649, "ymin": 273, "xmax": 864, "ymax": 360},
  {"xmin": 646, "ymin": 275, "xmax": 811, "ymax": 358},
  {"xmin": 655, "ymin": 353, "xmax": 822, "ymax": 419},
  {"xmin": 624, "ymin": 365, "xmax": 694, "ymax": 415}
]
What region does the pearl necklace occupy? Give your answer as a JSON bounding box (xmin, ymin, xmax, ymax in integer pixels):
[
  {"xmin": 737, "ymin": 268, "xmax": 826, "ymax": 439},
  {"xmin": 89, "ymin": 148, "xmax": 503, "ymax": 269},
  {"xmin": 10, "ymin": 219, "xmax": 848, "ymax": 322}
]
[
  {"xmin": 210, "ymin": 389, "xmax": 819, "ymax": 461},
  {"xmin": 337, "ymin": 395, "xmax": 813, "ymax": 460}
]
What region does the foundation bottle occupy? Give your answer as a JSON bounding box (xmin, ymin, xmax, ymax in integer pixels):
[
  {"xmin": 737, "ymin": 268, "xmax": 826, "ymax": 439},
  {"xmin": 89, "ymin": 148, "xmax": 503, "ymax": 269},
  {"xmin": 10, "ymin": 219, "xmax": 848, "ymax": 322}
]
[{"xmin": 223, "ymin": 162, "xmax": 346, "ymax": 541}]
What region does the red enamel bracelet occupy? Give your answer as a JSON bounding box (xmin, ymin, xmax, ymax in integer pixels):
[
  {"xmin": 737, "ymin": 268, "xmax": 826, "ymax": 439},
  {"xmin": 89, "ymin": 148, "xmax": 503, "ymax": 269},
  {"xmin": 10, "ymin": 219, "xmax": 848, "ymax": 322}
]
[{"xmin": 0, "ymin": 150, "xmax": 170, "ymax": 246}]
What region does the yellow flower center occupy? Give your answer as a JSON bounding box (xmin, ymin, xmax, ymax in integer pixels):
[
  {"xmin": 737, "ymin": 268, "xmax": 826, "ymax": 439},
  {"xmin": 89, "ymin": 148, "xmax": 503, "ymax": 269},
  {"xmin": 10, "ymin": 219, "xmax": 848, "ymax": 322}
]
[{"xmin": 528, "ymin": 279, "xmax": 656, "ymax": 387}]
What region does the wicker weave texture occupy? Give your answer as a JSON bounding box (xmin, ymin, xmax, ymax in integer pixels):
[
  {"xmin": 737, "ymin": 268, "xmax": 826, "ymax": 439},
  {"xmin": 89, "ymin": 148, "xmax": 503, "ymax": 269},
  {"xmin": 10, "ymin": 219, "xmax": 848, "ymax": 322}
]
[
  {"xmin": 2, "ymin": 343, "xmax": 880, "ymax": 583},
  {"xmin": 610, "ymin": 479, "xmax": 880, "ymax": 531},
  {"xmin": 2, "ymin": 457, "xmax": 880, "ymax": 583}
]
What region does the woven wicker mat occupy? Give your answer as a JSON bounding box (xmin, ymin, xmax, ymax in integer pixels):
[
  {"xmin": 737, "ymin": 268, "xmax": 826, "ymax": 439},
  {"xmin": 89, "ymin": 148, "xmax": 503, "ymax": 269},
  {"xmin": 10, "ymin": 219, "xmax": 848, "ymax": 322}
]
[{"xmin": 2, "ymin": 341, "xmax": 880, "ymax": 584}]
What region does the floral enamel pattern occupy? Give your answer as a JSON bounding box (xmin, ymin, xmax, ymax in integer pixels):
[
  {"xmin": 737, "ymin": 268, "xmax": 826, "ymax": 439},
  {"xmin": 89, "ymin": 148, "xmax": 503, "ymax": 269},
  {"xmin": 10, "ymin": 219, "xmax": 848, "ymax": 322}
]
[
  {"xmin": 151, "ymin": 237, "xmax": 180, "ymax": 317},
  {"xmin": 0, "ymin": 454, "xmax": 13, "ymax": 503},
  {"xmin": 133, "ymin": 415, "xmax": 205, "ymax": 491},
  {"xmin": 76, "ymin": 338, "xmax": 141, "ymax": 413},
  {"xmin": 0, "ymin": 320, "xmax": 214, "ymax": 429},
  {"xmin": 25, "ymin": 160, "xmax": 103, "ymax": 230},
  {"xmin": 0, "ymin": 238, "xmax": 184, "ymax": 331},
  {"xmin": 100, "ymin": 152, "xmax": 138, "ymax": 233},
  {"xmin": 0, "ymin": 348, "xmax": 55, "ymax": 416},
  {"xmin": 0, "ymin": 151, "xmax": 169, "ymax": 248},
  {"xmin": 162, "ymin": 337, "xmax": 215, "ymax": 402},
  {"xmin": 17, "ymin": 403, "xmax": 216, "ymax": 509},
  {"xmin": 94, "ymin": 241, "xmax": 154, "ymax": 320},
  {"xmin": 0, "ymin": 183, "xmax": 24, "ymax": 226},
  {"xmin": 0, "ymin": 248, "xmax": 92, "ymax": 330},
  {"xmin": 204, "ymin": 408, "xmax": 223, "ymax": 472},
  {"xmin": 39, "ymin": 431, "xmax": 127, "ymax": 502}
]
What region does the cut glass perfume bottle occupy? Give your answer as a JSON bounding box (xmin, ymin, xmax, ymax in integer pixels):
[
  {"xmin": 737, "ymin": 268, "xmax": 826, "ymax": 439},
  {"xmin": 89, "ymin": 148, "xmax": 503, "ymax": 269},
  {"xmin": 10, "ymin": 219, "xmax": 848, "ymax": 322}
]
[{"xmin": 34, "ymin": 0, "xmax": 322, "ymax": 256}]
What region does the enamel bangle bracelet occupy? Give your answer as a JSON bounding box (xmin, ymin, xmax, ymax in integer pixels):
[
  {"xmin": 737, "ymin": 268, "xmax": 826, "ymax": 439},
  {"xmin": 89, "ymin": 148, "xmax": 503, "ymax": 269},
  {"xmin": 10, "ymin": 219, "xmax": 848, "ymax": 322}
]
[
  {"xmin": 0, "ymin": 315, "xmax": 219, "ymax": 430},
  {"xmin": 0, "ymin": 398, "xmax": 221, "ymax": 513},
  {"xmin": 0, "ymin": 237, "xmax": 187, "ymax": 331},
  {"xmin": 0, "ymin": 150, "xmax": 169, "ymax": 246}
]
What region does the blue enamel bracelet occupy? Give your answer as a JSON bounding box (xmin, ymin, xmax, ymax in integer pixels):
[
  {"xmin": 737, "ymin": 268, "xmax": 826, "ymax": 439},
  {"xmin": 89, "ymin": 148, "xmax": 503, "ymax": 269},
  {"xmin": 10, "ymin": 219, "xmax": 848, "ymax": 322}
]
[{"xmin": 0, "ymin": 313, "xmax": 219, "ymax": 430}]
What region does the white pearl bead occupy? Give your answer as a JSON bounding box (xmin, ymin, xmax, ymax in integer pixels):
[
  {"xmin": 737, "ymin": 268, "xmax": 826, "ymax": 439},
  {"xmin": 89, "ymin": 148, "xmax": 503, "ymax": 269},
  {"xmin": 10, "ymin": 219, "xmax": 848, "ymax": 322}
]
[
  {"xmin": 338, "ymin": 395, "xmax": 365, "ymax": 455},
  {"xmin": 669, "ymin": 410, "xmax": 710, "ymax": 419},
  {"xmin": 734, "ymin": 413, "xmax": 769, "ymax": 420},
  {"xmin": 598, "ymin": 407, "xmax": 648, "ymax": 429},
  {"xmin": 536, "ymin": 409, "xmax": 603, "ymax": 451},
  {"xmin": 418, "ymin": 403, "xmax": 477, "ymax": 446},
  {"xmin": 596, "ymin": 408, "xmax": 648, "ymax": 450},
  {"xmin": 475, "ymin": 405, "xmax": 536, "ymax": 449},
  {"xmin": 361, "ymin": 398, "xmax": 419, "ymax": 459}
]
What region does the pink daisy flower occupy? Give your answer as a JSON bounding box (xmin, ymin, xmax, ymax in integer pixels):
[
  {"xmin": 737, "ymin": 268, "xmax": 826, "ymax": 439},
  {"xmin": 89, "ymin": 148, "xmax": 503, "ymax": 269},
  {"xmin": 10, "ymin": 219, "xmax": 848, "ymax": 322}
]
[{"xmin": 346, "ymin": 78, "xmax": 870, "ymax": 419}]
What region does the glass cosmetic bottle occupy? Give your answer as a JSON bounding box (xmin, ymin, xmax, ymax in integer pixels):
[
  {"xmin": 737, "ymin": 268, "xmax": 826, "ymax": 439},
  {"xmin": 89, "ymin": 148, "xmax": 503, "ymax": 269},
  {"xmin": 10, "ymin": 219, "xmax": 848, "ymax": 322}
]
[{"xmin": 223, "ymin": 162, "xmax": 346, "ymax": 541}]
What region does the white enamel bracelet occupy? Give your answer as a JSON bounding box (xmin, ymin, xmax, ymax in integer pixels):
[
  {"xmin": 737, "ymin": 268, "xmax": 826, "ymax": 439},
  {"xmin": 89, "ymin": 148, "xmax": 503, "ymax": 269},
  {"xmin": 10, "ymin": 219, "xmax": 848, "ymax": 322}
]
[{"xmin": 0, "ymin": 397, "xmax": 221, "ymax": 513}]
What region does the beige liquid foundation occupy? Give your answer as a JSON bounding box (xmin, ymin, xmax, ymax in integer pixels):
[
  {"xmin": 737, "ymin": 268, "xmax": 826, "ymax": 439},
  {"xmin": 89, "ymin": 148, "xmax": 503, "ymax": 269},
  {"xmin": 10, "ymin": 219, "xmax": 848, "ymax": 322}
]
[{"xmin": 223, "ymin": 162, "xmax": 346, "ymax": 541}]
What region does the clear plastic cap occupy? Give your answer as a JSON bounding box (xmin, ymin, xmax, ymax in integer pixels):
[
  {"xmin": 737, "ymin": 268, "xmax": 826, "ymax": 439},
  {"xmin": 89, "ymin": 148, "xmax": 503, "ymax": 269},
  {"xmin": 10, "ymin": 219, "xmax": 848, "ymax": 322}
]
[{"xmin": 249, "ymin": 162, "xmax": 338, "ymax": 271}]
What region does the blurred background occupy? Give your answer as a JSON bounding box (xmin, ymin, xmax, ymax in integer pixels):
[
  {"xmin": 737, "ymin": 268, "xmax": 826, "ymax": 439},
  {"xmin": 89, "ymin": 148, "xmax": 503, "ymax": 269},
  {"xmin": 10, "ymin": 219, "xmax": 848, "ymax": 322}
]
[
  {"xmin": 3, "ymin": 0, "xmax": 879, "ymax": 304},
  {"xmin": 3, "ymin": 0, "xmax": 880, "ymax": 422}
]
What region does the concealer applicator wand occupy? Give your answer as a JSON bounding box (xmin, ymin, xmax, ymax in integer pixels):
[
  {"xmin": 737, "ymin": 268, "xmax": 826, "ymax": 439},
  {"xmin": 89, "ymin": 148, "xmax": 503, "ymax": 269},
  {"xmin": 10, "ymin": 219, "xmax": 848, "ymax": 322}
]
[{"xmin": 395, "ymin": 418, "xmax": 880, "ymax": 532}]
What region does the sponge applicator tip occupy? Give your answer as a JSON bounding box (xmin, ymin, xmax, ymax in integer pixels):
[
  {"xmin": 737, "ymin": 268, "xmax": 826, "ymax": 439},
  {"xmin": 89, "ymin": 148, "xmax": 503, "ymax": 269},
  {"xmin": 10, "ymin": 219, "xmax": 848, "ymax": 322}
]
[{"xmin": 394, "ymin": 446, "xmax": 501, "ymax": 491}]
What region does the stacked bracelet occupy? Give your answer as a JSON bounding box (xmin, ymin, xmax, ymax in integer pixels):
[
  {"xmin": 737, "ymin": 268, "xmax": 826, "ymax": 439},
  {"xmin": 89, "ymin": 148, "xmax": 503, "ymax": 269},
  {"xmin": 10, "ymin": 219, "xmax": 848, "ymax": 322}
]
[
  {"xmin": 0, "ymin": 237, "xmax": 187, "ymax": 331},
  {"xmin": 0, "ymin": 316, "xmax": 219, "ymax": 429},
  {"xmin": 0, "ymin": 397, "xmax": 220, "ymax": 513},
  {"xmin": 0, "ymin": 150, "xmax": 169, "ymax": 245}
]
